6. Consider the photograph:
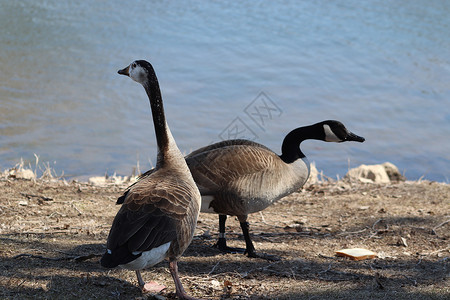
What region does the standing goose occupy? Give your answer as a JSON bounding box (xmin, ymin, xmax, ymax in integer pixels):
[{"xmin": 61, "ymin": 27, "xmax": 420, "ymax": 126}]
[
  {"xmin": 130, "ymin": 120, "xmax": 364, "ymax": 260},
  {"xmin": 185, "ymin": 120, "xmax": 364, "ymax": 259},
  {"xmin": 100, "ymin": 60, "xmax": 201, "ymax": 300}
]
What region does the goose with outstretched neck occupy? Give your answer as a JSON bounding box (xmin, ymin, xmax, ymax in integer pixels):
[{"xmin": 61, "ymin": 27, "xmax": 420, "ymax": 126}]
[
  {"xmin": 130, "ymin": 120, "xmax": 365, "ymax": 261},
  {"xmin": 184, "ymin": 120, "xmax": 365, "ymax": 260},
  {"xmin": 100, "ymin": 60, "xmax": 202, "ymax": 300}
]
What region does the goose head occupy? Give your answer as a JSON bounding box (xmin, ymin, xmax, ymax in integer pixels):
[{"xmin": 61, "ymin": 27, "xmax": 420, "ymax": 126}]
[
  {"xmin": 321, "ymin": 120, "xmax": 365, "ymax": 143},
  {"xmin": 280, "ymin": 120, "xmax": 364, "ymax": 163},
  {"xmin": 118, "ymin": 60, "xmax": 155, "ymax": 85}
]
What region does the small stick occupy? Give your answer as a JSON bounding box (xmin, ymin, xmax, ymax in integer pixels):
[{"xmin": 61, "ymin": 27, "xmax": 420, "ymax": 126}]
[
  {"xmin": 372, "ymin": 218, "xmax": 384, "ymax": 231},
  {"xmin": 259, "ymin": 211, "xmax": 266, "ymax": 223},
  {"xmin": 74, "ymin": 253, "xmax": 102, "ymax": 262},
  {"xmin": 71, "ymin": 203, "xmax": 82, "ymax": 215},
  {"xmin": 419, "ymin": 248, "xmax": 449, "ymax": 256},
  {"xmin": 240, "ymin": 261, "xmax": 281, "ymax": 278},
  {"xmin": 431, "ymin": 219, "xmax": 450, "ymax": 235},
  {"xmin": 13, "ymin": 254, "xmax": 66, "ymax": 261},
  {"xmin": 12, "ymin": 253, "xmax": 101, "ymax": 262},
  {"xmin": 20, "ymin": 192, "xmax": 53, "ymax": 201},
  {"xmin": 374, "ymin": 272, "xmax": 384, "ymax": 289},
  {"xmin": 401, "ymin": 274, "xmax": 418, "ymax": 287},
  {"xmin": 318, "ymin": 254, "xmax": 335, "ymax": 259},
  {"xmin": 337, "ymin": 228, "xmax": 367, "ymax": 236},
  {"xmin": 17, "ymin": 279, "xmax": 26, "ymax": 288},
  {"xmin": 208, "ymin": 260, "xmax": 222, "ymax": 276},
  {"xmin": 317, "ymin": 263, "xmax": 333, "ymax": 276}
]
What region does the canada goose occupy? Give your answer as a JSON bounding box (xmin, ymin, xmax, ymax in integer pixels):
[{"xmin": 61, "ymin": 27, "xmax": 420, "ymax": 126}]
[
  {"xmin": 129, "ymin": 120, "xmax": 364, "ymax": 260},
  {"xmin": 187, "ymin": 120, "xmax": 364, "ymax": 259},
  {"xmin": 100, "ymin": 60, "xmax": 201, "ymax": 300}
]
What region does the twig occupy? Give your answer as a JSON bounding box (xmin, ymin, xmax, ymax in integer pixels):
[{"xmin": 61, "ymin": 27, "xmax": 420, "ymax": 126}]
[
  {"xmin": 337, "ymin": 228, "xmax": 367, "ymax": 236},
  {"xmin": 316, "ymin": 263, "xmax": 361, "ymax": 281},
  {"xmin": 317, "ymin": 263, "xmax": 333, "ymax": 276},
  {"xmin": 401, "ymin": 274, "xmax": 418, "ymax": 287},
  {"xmin": 20, "ymin": 192, "xmax": 53, "ymax": 201},
  {"xmin": 12, "ymin": 253, "xmax": 101, "ymax": 262},
  {"xmin": 52, "ymin": 250, "xmax": 102, "ymax": 261},
  {"xmin": 372, "ymin": 218, "xmax": 384, "ymax": 231},
  {"xmin": 239, "ymin": 261, "xmax": 282, "ymax": 278},
  {"xmin": 431, "ymin": 219, "xmax": 450, "ymax": 235},
  {"xmin": 290, "ymin": 267, "xmax": 296, "ymax": 280},
  {"xmin": 374, "ymin": 272, "xmax": 384, "ymax": 289},
  {"xmin": 251, "ymin": 232, "xmax": 314, "ymax": 237},
  {"xmin": 2, "ymin": 232, "xmax": 57, "ymax": 236},
  {"xmin": 74, "ymin": 253, "xmax": 102, "ymax": 262},
  {"xmin": 259, "ymin": 211, "xmax": 266, "ymax": 223},
  {"xmin": 48, "ymin": 212, "xmax": 63, "ymax": 218},
  {"xmin": 13, "ymin": 254, "xmax": 67, "ymax": 261},
  {"xmin": 252, "ymin": 222, "xmax": 286, "ymax": 229},
  {"xmin": 71, "ymin": 203, "xmax": 82, "ymax": 215},
  {"xmin": 438, "ymin": 257, "xmax": 448, "ymax": 263},
  {"xmin": 55, "ymin": 250, "xmax": 75, "ymax": 256},
  {"xmin": 318, "ymin": 254, "xmax": 335, "ymax": 259},
  {"xmin": 419, "ymin": 248, "xmax": 449, "ymax": 257},
  {"xmin": 367, "ymin": 231, "xmax": 381, "ymax": 240},
  {"xmin": 17, "ymin": 279, "xmax": 26, "ymax": 288},
  {"xmin": 208, "ymin": 260, "xmax": 222, "ymax": 276}
]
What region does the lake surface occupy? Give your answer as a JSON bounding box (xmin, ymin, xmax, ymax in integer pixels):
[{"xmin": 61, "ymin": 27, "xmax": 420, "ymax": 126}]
[{"xmin": 0, "ymin": 0, "xmax": 449, "ymax": 182}]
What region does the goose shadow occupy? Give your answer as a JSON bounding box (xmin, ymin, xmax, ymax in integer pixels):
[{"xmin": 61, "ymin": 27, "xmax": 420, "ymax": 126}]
[
  {"xmin": 2, "ymin": 240, "xmax": 447, "ymax": 299},
  {"xmin": 2, "ymin": 218, "xmax": 447, "ymax": 300}
]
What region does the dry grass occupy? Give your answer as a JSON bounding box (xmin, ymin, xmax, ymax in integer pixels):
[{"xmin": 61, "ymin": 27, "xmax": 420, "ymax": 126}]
[{"xmin": 0, "ymin": 173, "xmax": 448, "ymax": 299}]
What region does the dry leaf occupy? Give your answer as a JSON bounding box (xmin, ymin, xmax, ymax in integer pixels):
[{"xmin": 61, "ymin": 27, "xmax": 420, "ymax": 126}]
[{"xmin": 223, "ymin": 280, "xmax": 233, "ymax": 295}]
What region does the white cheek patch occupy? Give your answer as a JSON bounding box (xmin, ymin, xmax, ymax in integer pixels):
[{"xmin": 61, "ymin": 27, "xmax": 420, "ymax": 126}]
[
  {"xmin": 130, "ymin": 66, "xmax": 147, "ymax": 84},
  {"xmin": 323, "ymin": 124, "xmax": 341, "ymax": 142}
]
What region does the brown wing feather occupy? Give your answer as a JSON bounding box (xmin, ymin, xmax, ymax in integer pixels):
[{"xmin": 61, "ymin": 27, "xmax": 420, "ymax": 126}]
[
  {"xmin": 104, "ymin": 173, "xmax": 195, "ymax": 267},
  {"xmin": 186, "ymin": 143, "xmax": 278, "ymax": 194},
  {"xmin": 186, "ymin": 139, "xmax": 271, "ymax": 158}
]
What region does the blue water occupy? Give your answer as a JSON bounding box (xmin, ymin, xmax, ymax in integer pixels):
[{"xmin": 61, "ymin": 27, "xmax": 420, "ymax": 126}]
[{"xmin": 0, "ymin": 0, "xmax": 449, "ymax": 182}]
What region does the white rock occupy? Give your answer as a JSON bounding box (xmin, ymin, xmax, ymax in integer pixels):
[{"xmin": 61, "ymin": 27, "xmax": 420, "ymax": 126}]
[
  {"xmin": 7, "ymin": 168, "xmax": 36, "ymax": 180},
  {"xmin": 88, "ymin": 176, "xmax": 108, "ymax": 186},
  {"xmin": 382, "ymin": 162, "xmax": 405, "ymax": 182},
  {"xmin": 345, "ymin": 164, "xmax": 391, "ymax": 183}
]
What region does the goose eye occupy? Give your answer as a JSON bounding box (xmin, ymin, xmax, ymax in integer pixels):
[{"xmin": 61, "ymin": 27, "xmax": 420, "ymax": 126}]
[{"xmin": 132, "ymin": 63, "xmax": 137, "ymax": 68}]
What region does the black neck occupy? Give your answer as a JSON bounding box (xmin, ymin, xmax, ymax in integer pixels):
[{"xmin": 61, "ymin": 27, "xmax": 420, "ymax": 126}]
[
  {"xmin": 142, "ymin": 71, "xmax": 169, "ymax": 164},
  {"xmin": 279, "ymin": 123, "xmax": 325, "ymax": 164}
]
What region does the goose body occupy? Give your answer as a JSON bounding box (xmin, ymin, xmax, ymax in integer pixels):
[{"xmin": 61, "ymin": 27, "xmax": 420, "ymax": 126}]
[
  {"xmin": 131, "ymin": 120, "xmax": 364, "ymax": 259},
  {"xmin": 100, "ymin": 60, "xmax": 201, "ymax": 300},
  {"xmin": 187, "ymin": 140, "xmax": 310, "ymax": 215}
]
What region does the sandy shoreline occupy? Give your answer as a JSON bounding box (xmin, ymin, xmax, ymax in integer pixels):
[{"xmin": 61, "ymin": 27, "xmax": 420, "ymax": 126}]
[{"xmin": 0, "ymin": 168, "xmax": 449, "ymax": 299}]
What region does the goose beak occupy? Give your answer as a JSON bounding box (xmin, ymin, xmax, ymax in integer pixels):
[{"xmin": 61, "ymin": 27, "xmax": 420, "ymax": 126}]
[
  {"xmin": 118, "ymin": 66, "xmax": 130, "ymax": 76},
  {"xmin": 346, "ymin": 132, "xmax": 365, "ymax": 143}
]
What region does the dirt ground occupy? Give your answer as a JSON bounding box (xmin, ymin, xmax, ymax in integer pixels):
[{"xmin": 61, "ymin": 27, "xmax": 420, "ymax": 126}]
[{"xmin": 0, "ymin": 175, "xmax": 448, "ymax": 300}]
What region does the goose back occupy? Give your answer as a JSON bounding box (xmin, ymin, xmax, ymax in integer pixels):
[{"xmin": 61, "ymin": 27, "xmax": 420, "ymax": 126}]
[{"xmin": 102, "ymin": 166, "xmax": 200, "ymax": 269}]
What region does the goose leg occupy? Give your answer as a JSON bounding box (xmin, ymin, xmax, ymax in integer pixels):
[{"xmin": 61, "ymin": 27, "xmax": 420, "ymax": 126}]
[
  {"xmin": 214, "ymin": 214, "xmax": 245, "ymax": 254},
  {"xmin": 135, "ymin": 270, "xmax": 166, "ymax": 293},
  {"xmin": 239, "ymin": 217, "xmax": 281, "ymax": 261},
  {"xmin": 169, "ymin": 259, "xmax": 202, "ymax": 300}
]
